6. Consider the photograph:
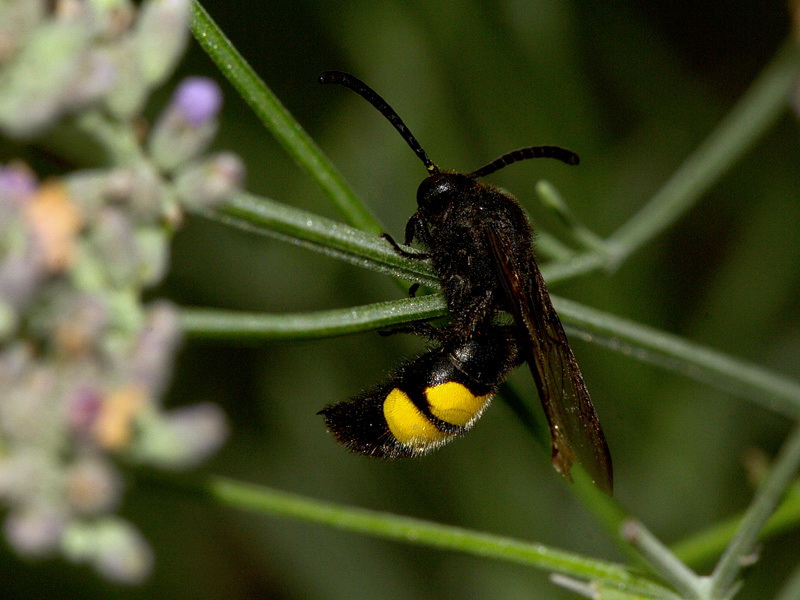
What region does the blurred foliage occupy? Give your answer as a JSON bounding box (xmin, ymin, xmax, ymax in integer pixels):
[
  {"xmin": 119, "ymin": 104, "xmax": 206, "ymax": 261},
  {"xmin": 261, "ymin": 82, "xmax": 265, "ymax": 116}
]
[{"xmin": 2, "ymin": 0, "xmax": 799, "ymax": 598}]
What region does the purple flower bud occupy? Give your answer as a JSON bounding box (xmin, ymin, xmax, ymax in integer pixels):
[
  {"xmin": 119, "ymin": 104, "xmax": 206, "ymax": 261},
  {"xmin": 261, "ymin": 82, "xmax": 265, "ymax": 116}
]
[
  {"xmin": 173, "ymin": 77, "xmax": 222, "ymax": 126},
  {"xmin": 66, "ymin": 386, "xmax": 104, "ymax": 434},
  {"xmin": 4, "ymin": 506, "xmax": 66, "ymax": 557},
  {"xmin": 0, "ymin": 163, "xmax": 37, "ymax": 207},
  {"xmin": 148, "ymin": 80, "xmax": 221, "ymax": 171}
]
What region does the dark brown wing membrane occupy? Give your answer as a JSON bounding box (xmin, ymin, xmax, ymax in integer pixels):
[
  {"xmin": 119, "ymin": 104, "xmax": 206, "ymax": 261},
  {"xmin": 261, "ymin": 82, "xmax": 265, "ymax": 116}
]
[{"xmin": 485, "ymin": 228, "xmax": 613, "ymax": 494}]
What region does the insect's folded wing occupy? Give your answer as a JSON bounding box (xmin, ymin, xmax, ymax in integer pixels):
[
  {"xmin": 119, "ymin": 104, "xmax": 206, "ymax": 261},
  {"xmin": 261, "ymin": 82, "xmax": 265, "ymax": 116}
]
[{"xmin": 485, "ymin": 228, "xmax": 613, "ymax": 494}]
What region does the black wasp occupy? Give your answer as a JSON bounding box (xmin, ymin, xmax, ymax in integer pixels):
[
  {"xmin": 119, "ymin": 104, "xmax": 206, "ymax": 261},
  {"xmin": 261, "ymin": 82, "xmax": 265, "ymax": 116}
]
[{"xmin": 318, "ymin": 71, "xmax": 613, "ymax": 494}]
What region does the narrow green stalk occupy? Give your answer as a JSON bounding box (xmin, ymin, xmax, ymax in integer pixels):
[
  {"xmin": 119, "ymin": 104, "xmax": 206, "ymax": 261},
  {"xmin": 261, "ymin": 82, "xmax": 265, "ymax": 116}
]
[
  {"xmin": 671, "ymin": 481, "xmax": 800, "ymax": 568},
  {"xmin": 536, "ymin": 180, "xmax": 607, "ymax": 254},
  {"xmin": 605, "ymin": 38, "xmax": 800, "ymax": 266},
  {"xmin": 569, "ymin": 466, "xmax": 638, "ymax": 562},
  {"xmin": 180, "ymin": 295, "xmax": 445, "ymax": 341},
  {"xmin": 555, "ymin": 296, "xmax": 800, "ymax": 418},
  {"xmin": 708, "ymin": 424, "xmax": 800, "ymax": 597},
  {"xmin": 180, "ymin": 281, "xmax": 800, "ymax": 420},
  {"xmin": 182, "ymin": 475, "xmax": 673, "ymax": 599},
  {"xmin": 623, "ymin": 520, "xmax": 704, "ymax": 599},
  {"xmin": 544, "ymin": 38, "xmax": 800, "ymax": 284},
  {"xmin": 180, "ymin": 289, "xmax": 800, "ymax": 420},
  {"xmin": 194, "ymin": 189, "xmax": 800, "ymax": 421},
  {"xmin": 776, "ymin": 558, "xmax": 800, "ymax": 600},
  {"xmin": 540, "ymin": 251, "xmax": 608, "ymax": 285},
  {"xmin": 532, "ymin": 229, "xmax": 576, "ymax": 262},
  {"xmin": 190, "ymin": 2, "xmax": 380, "ymax": 233},
  {"xmin": 74, "ymin": 111, "xmax": 145, "ymax": 166},
  {"xmin": 552, "ymin": 575, "xmax": 673, "ymax": 599},
  {"xmin": 193, "ymin": 193, "xmax": 438, "ymax": 287}
]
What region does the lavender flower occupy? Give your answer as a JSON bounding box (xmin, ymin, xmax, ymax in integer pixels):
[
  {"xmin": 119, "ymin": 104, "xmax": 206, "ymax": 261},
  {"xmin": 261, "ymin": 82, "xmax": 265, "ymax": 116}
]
[
  {"xmin": 0, "ymin": 0, "xmax": 242, "ymax": 585},
  {"xmin": 65, "ymin": 457, "xmax": 122, "ymax": 515},
  {"xmin": 0, "ymin": 162, "xmax": 37, "ymax": 208},
  {"xmin": 5, "ymin": 506, "xmax": 66, "ymax": 557},
  {"xmin": 174, "ymin": 76, "xmax": 223, "ymax": 126},
  {"xmin": 63, "ymin": 517, "xmax": 154, "ymax": 584},
  {"xmin": 148, "ymin": 77, "xmax": 224, "ymax": 172},
  {"xmin": 135, "ymin": 0, "xmax": 191, "ymax": 85},
  {"xmin": 174, "ymin": 152, "xmax": 245, "ymax": 209}
]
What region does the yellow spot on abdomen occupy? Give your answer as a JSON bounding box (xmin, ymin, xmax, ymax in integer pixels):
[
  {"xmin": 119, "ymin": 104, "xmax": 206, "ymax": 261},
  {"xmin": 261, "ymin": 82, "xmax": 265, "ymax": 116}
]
[
  {"xmin": 384, "ymin": 388, "xmax": 447, "ymax": 447},
  {"xmin": 426, "ymin": 382, "xmax": 490, "ymax": 426}
]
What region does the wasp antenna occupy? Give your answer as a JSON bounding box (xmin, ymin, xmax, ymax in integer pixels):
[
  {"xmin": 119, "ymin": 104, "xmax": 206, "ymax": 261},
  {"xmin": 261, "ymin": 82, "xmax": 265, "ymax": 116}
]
[
  {"xmin": 467, "ymin": 146, "xmax": 579, "ymax": 180},
  {"xmin": 319, "ymin": 71, "xmax": 439, "ymax": 175}
]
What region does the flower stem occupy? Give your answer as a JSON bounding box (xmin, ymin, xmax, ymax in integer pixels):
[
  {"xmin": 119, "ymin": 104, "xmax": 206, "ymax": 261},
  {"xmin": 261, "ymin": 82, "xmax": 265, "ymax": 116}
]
[
  {"xmin": 190, "ymin": 1, "xmax": 380, "ymax": 233},
  {"xmin": 708, "ymin": 424, "xmax": 800, "ymax": 597}
]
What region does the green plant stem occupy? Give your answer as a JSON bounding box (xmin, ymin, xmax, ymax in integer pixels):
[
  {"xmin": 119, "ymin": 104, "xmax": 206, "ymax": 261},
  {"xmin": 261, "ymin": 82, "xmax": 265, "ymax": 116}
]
[
  {"xmin": 181, "ymin": 292, "xmax": 800, "ymax": 419},
  {"xmin": 189, "ymin": 2, "xmax": 380, "ymax": 233},
  {"xmin": 180, "ymin": 296, "xmax": 445, "ymax": 341},
  {"xmin": 671, "ymin": 481, "xmax": 800, "ymax": 568},
  {"xmin": 545, "ymin": 38, "xmax": 800, "ymax": 284},
  {"xmin": 198, "ymin": 193, "xmax": 438, "ymax": 286},
  {"xmin": 708, "ymin": 424, "xmax": 800, "ymax": 598},
  {"xmin": 194, "ymin": 188, "xmax": 800, "ymax": 419},
  {"xmin": 154, "ymin": 474, "xmax": 675, "ymax": 599},
  {"xmin": 536, "ymin": 180, "xmax": 608, "ymax": 255},
  {"xmin": 74, "ymin": 111, "xmax": 145, "ymax": 166},
  {"xmin": 623, "ymin": 520, "xmax": 704, "ymax": 599},
  {"xmin": 555, "ymin": 296, "xmax": 800, "ymax": 418},
  {"xmin": 180, "ymin": 294, "xmax": 800, "ymax": 563},
  {"xmin": 606, "ymin": 39, "xmax": 799, "ymax": 264},
  {"xmin": 190, "ymin": 22, "xmax": 799, "ymax": 288},
  {"xmin": 776, "ymin": 558, "xmax": 800, "ymax": 600}
]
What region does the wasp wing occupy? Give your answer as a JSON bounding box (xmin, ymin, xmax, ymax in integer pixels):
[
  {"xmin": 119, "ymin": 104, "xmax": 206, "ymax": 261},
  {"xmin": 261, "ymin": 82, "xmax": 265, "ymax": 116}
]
[{"xmin": 485, "ymin": 228, "xmax": 613, "ymax": 494}]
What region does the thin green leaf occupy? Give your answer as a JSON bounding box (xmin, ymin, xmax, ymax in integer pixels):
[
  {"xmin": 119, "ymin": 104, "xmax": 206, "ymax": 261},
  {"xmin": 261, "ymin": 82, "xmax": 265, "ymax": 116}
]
[
  {"xmin": 190, "ymin": 2, "xmax": 380, "ymax": 233},
  {"xmin": 151, "ymin": 474, "xmax": 677, "ymax": 600},
  {"xmin": 181, "ymin": 295, "xmax": 445, "ymax": 341},
  {"xmin": 556, "ymin": 297, "xmax": 800, "ymax": 419},
  {"xmin": 671, "ymin": 481, "xmax": 800, "ymax": 568},
  {"xmin": 708, "ymin": 424, "xmax": 800, "ymax": 597},
  {"xmin": 181, "ymin": 288, "xmax": 800, "ymax": 419},
  {"xmin": 622, "ymin": 520, "xmax": 705, "ymax": 599},
  {"xmin": 776, "ymin": 557, "xmax": 800, "ymax": 600},
  {"xmin": 544, "ymin": 38, "xmax": 800, "ymax": 284},
  {"xmin": 192, "ymin": 193, "xmax": 438, "ymax": 286}
]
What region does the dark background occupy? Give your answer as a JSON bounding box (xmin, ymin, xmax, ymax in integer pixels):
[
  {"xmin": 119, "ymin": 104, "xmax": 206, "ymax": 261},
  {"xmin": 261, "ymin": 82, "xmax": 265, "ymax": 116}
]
[{"xmin": 3, "ymin": 0, "xmax": 800, "ymax": 598}]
